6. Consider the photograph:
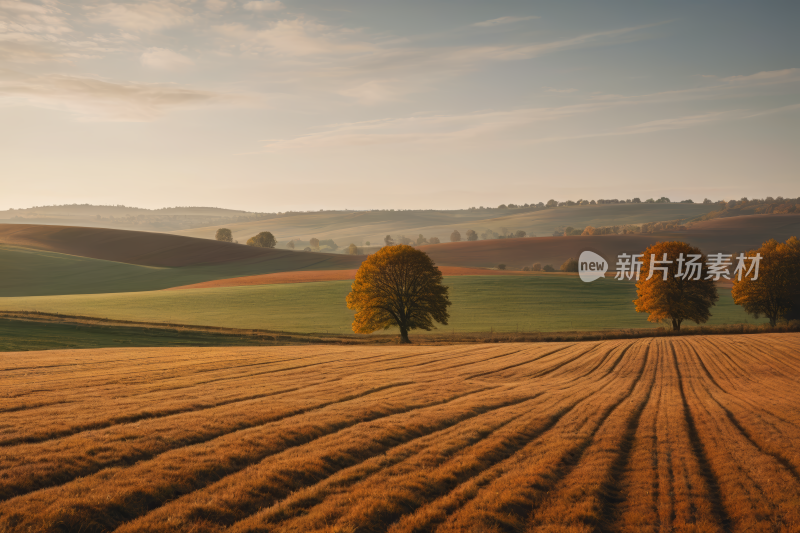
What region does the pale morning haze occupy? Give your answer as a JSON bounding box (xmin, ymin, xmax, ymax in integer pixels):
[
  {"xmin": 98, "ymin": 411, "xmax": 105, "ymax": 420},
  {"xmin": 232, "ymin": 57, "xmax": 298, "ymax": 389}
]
[{"xmin": 1, "ymin": 0, "xmax": 798, "ymax": 211}]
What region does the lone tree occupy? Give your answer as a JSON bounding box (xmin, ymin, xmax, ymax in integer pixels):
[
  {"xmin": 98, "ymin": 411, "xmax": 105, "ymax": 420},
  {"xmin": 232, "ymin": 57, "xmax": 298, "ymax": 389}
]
[
  {"xmin": 347, "ymin": 243, "xmax": 360, "ymax": 255},
  {"xmin": 634, "ymin": 241, "xmax": 718, "ymax": 331},
  {"xmin": 466, "ymin": 229, "xmax": 478, "ymax": 241},
  {"xmin": 732, "ymin": 237, "xmax": 800, "ymax": 326},
  {"xmin": 450, "ymin": 230, "xmax": 461, "ymax": 242},
  {"xmin": 246, "ymin": 231, "xmax": 276, "ymax": 248},
  {"xmin": 346, "ymin": 245, "xmax": 451, "ymax": 343},
  {"xmin": 309, "ymin": 237, "xmax": 320, "ymax": 250},
  {"xmin": 215, "ymin": 228, "xmax": 233, "ymax": 242},
  {"xmin": 384, "ymin": 235, "xmax": 395, "ymax": 246}
]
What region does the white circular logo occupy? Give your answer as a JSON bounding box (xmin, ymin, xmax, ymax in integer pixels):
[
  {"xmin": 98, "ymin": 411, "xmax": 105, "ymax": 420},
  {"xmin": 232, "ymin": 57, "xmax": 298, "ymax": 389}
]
[{"xmin": 579, "ymin": 251, "xmax": 608, "ymax": 282}]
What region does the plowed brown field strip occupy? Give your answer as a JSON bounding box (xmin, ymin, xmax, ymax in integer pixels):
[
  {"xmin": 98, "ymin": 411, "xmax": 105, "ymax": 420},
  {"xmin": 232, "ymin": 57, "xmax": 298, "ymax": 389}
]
[
  {"xmin": 1, "ymin": 334, "xmax": 799, "ymax": 532},
  {"xmin": 165, "ymin": 266, "xmax": 545, "ymax": 290}
]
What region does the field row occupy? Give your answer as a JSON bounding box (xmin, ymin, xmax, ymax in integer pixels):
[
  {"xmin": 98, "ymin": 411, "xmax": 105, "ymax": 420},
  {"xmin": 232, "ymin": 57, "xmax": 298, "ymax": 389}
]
[{"xmin": 1, "ymin": 334, "xmax": 799, "ymax": 532}]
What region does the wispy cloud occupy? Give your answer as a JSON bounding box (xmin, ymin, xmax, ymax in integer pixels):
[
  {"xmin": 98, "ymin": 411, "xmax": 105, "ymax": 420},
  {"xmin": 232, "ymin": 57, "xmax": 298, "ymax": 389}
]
[
  {"xmin": 242, "ymin": 1, "xmax": 284, "ymax": 12},
  {"xmin": 473, "ymin": 16, "xmax": 539, "ymax": 27},
  {"xmin": 213, "ymin": 18, "xmax": 373, "ymax": 57},
  {"xmin": 721, "ymin": 68, "xmax": 800, "ymax": 84},
  {"xmin": 616, "ymin": 111, "xmax": 734, "ymax": 135},
  {"xmin": 206, "ymin": 0, "xmax": 228, "ymax": 12},
  {"xmin": 140, "ymin": 47, "xmax": 194, "ymax": 69},
  {"xmin": 0, "ymin": 0, "xmax": 76, "ymax": 62},
  {"xmin": 86, "ymin": 2, "xmax": 194, "ymax": 32},
  {"xmin": 210, "ymin": 19, "xmax": 661, "ymax": 104},
  {"xmin": 259, "ymin": 69, "xmax": 798, "ymax": 152},
  {"xmin": 260, "ymin": 103, "xmax": 610, "ymax": 151},
  {"xmin": 0, "ymin": 71, "xmax": 221, "ymax": 120}
]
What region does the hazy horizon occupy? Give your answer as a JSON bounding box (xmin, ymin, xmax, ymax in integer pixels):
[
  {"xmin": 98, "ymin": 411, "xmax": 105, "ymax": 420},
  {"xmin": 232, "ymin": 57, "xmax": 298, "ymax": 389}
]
[{"xmin": 2, "ymin": 0, "xmax": 798, "ymax": 212}]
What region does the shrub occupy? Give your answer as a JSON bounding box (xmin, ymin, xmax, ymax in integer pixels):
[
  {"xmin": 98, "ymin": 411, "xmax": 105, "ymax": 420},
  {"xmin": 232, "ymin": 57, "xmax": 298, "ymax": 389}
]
[
  {"xmin": 522, "ymin": 266, "xmax": 530, "ymax": 271},
  {"xmin": 497, "ymin": 264, "xmax": 506, "ymax": 270},
  {"xmin": 542, "ymin": 264, "xmax": 555, "ymax": 272},
  {"xmin": 246, "ymin": 232, "xmax": 276, "ymax": 248},
  {"xmin": 215, "ymin": 228, "xmax": 233, "ymax": 242},
  {"xmin": 560, "ymin": 257, "xmax": 579, "ymax": 272}
]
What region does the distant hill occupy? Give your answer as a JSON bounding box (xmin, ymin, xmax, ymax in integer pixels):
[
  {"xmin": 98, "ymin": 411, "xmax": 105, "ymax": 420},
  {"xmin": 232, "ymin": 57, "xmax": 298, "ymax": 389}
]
[
  {"xmin": 421, "ymin": 214, "xmax": 800, "ymax": 269},
  {"xmin": 0, "ymin": 204, "xmax": 266, "ymax": 232},
  {"xmin": 171, "ymin": 203, "xmax": 720, "ymax": 250}
]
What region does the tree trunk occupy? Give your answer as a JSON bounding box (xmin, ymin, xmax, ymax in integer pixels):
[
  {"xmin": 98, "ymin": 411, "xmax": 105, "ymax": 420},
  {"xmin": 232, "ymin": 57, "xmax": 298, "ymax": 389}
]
[
  {"xmin": 672, "ymin": 318, "xmax": 681, "ymax": 331},
  {"xmin": 769, "ymin": 316, "xmax": 777, "ymax": 327},
  {"xmin": 399, "ymin": 327, "xmax": 411, "ymax": 344}
]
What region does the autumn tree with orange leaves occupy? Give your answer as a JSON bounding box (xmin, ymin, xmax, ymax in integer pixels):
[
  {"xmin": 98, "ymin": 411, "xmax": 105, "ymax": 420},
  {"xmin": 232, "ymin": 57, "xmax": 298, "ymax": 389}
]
[
  {"xmin": 732, "ymin": 237, "xmax": 800, "ymax": 326},
  {"xmin": 346, "ymin": 245, "xmax": 451, "ymax": 343},
  {"xmin": 634, "ymin": 241, "xmax": 718, "ymax": 331}
]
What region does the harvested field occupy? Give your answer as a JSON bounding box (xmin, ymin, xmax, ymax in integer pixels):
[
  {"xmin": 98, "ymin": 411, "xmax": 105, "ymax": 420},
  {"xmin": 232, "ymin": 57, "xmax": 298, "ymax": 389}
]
[
  {"xmin": 2, "ymin": 333, "xmax": 799, "ymax": 532},
  {"xmin": 166, "ymin": 266, "xmax": 544, "ymax": 290}
]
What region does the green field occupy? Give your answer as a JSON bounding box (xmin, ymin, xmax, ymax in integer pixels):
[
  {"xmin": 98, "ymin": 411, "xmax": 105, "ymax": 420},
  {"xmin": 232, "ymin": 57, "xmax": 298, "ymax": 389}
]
[
  {"xmin": 0, "ymin": 276, "xmax": 764, "ymax": 334},
  {"xmin": 0, "ymin": 245, "xmax": 346, "ymax": 297}
]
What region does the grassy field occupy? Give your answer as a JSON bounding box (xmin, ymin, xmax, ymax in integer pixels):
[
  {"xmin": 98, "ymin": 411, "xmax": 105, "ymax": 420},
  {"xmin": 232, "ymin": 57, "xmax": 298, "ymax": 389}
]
[
  {"xmin": 0, "ymin": 275, "xmax": 765, "ymax": 334},
  {"xmin": 2, "ymin": 334, "xmax": 799, "ymax": 532},
  {"xmin": 0, "ymin": 245, "xmax": 356, "ymax": 297}
]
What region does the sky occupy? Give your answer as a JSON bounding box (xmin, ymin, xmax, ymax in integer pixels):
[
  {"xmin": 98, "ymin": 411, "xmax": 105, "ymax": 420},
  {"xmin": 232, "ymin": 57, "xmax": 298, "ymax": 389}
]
[{"xmin": 1, "ymin": 0, "xmax": 798, "ymax": 212}]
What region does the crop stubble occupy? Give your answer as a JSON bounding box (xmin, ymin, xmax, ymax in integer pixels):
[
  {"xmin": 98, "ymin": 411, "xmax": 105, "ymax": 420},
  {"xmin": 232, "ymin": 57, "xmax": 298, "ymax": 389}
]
[{"xmin": 1, "ymin": 334, "xmax": 799, "ymax": 532}]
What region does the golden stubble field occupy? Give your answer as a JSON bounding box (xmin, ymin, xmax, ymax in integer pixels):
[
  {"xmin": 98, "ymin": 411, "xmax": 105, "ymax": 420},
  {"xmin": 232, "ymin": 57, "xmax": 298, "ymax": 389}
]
[{"xmin": 1, "ymin": 334, "xmax": 800, "ymax": 532}]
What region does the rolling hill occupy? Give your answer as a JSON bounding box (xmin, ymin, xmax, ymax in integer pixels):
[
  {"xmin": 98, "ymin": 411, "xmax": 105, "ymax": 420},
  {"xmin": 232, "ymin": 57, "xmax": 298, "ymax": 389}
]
[
  {"xmin": 3, "ymin": 215, "xmax": 796, "ymax": 297},
  {"xmin": 171, "ymin": 203, "xmax": 720, "ymax": 248},
  {"xmin": 0, "ymin": 224, "xmax": 347, "ymax": 267},
  {"xmin": 421, "ymin": 214, "xmax": 800, "ymax": 269},
  {"xmin": 0, "ymin": 225, "xmax": 361, "ymax": 297}
]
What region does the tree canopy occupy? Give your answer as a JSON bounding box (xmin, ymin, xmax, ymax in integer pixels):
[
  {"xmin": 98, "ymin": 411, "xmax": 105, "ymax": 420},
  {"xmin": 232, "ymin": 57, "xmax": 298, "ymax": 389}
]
[
  {"xmin": 466, "ymin": 229, "xmax": 478, "ymax": 241},
  {"xmin": 246, "ymin": 231, "xmax": 276, "ymax": 248},
  {"xmin": 215, "ymin": 228, "xmax": 233, "ymax": 242},
  {"xmin": 346, "ymin": 245, "xmax": 451, "ymax": 343},
  {"xmin": 732, "ymin": 237, "xmax": 800, "ymax": 326},
  {"xmin": 560, "ymin": 257, "xmax": 579, "ymax": 272},
  {"xmin": 634, "ymin": 241, "xmax": 718, "ymax": 331},
  {"xmin": 450, "ymin": 230, "xmax": 461, "ymax": 242}
]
